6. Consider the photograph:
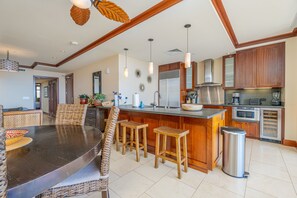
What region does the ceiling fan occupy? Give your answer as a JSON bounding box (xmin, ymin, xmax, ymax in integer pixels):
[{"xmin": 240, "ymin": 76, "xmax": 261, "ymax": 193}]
[{"xmin": 69, "ymin": 0, "xmax": 130, "ymax": 26}]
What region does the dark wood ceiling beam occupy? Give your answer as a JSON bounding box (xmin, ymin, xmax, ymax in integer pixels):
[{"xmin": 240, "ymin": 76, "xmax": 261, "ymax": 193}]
[
  {"xmin": 211, "ymin": 0, "xmax": 239, "ymax": 47},
  {"xmin": 56, "ymin": 0, "xmax": 182, "ymax": 66},
  {"xmin": 211, "ymin": 0, "xmax": 297, "ymax": 49}
]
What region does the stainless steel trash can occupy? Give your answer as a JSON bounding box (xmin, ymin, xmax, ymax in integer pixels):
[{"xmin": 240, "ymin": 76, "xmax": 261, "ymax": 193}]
[{"xmin": 221, "ymin": 126, "xmax": 249, "ymax": 178}]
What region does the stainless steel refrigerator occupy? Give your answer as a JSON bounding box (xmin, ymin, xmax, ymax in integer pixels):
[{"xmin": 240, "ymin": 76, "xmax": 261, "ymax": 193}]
[{"xmin": 159, "ymin": 70, "xmax": 180, "ymax": 107}]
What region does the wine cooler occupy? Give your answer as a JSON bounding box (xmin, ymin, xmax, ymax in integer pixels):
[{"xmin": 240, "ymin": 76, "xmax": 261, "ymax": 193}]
[{"xmin": 260, "ymin": 108, "xmax": 282, "ymax": 142}]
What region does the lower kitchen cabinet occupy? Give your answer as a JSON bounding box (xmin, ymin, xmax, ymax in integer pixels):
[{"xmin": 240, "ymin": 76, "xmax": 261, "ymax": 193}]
[
  {"xmin": 231, "ymin": 120, "xmax": 260, "ymax": 139},
  {"xmin": 85, "ymin": 107, "xmax": 106, "ymax": 131},
  {"xmin": 203, "ymin": 105, "xmax": 232, "ymax": 126}
]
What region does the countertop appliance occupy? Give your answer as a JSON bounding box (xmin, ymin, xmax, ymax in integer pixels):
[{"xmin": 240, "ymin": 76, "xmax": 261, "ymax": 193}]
[
  {"xmin": 249, "ymin": 98, "xmax": 266, "ymax": 105},
  {"xmin": 260, "ymin": 108, "xmax": 282, "ymax": 142},
  {"xmin": 271, "ymin": 91, "xmax": 281, "ymax": 106},
  {"xmin": 232, "ymin": 107, "xmax": 260, "ymax": 122},
  {"xmin": 232, "ymin": 92, "xmax": 240, "ymax": 105},
  {"xmin": 159, "ymin": 70, "xmax": 180, "ymax": 108}
]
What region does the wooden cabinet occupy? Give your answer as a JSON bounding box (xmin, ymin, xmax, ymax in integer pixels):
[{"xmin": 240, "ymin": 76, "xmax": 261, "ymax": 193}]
[
  {"xmin": 85, "ymin": 107, "xmax": 106, "ymax": 131},
  {"xmin": 203, "ymin": 105, "xmax": 232, "ymax": 126},
  {"xmin": 256, "ymin": 43, "xmax": 285, "ymax": 87},
  {"xmin": 235, "ymin": 48, "xmax": 257, "ymax": 89},
  {"xmin": 231, "ymin": 120, "xmax": 260, "ymax": 139},
  {"xmin": 222, "ymin": 55, "xmax": 235, "ymax": 89},
  {"xmin": 233, "ymin": 42, "xmax": 285, "ymax": 89}
]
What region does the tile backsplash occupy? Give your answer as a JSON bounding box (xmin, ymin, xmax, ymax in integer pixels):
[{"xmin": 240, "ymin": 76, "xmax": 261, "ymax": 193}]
[{"xmin": 225, "ymin": 88, "xmax": 282, "ymax": 105}]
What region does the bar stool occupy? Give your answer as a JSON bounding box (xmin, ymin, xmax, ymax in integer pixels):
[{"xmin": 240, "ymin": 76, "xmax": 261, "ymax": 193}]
[
  {"xmin": 154, "ymin": 126, "xmax": 189, "ymax": 179},
  {"xmin": 104, "ymin": 119, "xmax": 128, "ymax": 151},
  {"xmin": 121, "ymin": 121, "xmax": 148, "ymax": 162}
]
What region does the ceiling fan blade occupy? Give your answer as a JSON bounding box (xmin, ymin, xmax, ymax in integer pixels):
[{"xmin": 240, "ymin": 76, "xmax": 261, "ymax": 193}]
[
  {"xmin": 93, "ymin": 0, "xmax": 130, "ymax": 23},
  {"xmin": 70, "ymin": 5, "xmax": 91, "ymax": 26}
]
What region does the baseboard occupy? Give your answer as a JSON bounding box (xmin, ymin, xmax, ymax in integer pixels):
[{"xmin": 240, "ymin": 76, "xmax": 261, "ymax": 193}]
[{"xmin": 283, "ymin": 139, "xmax": 297, "ymax": 147}]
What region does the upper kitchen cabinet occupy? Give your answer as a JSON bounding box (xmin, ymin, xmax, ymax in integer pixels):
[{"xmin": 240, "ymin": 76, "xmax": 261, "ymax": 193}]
[
  {"xmin": 222, "ymin": 54, "xmax": 235, "ymax": 89},
  {"xmin": 186, "ymin": 62, "xmax": 197, "ymax": 90},
  {"xmin": 256, "ymin": 42, "xmax": 285, "ymax": 88},
  {"xmin": 232, "ymin": 42, "xmax": 285, "ymax": 89},
  {"xmin": 235, "ymin": 48, "xmax": 257, "ymax": 89}
]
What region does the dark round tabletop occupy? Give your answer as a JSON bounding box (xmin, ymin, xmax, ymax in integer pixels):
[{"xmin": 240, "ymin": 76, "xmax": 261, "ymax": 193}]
[{"xmin": 6, "ymin": 125, "xmax": 102, "ymax": 198}]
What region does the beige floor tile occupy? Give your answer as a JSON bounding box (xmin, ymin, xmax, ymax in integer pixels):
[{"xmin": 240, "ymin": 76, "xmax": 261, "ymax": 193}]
[
  {"xmin": 249, "ymin": 161, "xmax": 291, "ymax": 182},
  {"xmin": 251, "ymin": 152, "xmax": 286, "ymax": 168},
  {"xmin": 247, "ymin": 172, "xmax": 297, "ymax": 198},
  {"xmin": 192, "ymin": 182, "xmax": 242, "ymax": 198},
  {"xmin": 138, "ymin": 193, "xmax": 152, "ymax": 198},
  {"xmin": 245, "ymin": 188, "xmax": 276, "ymax": 198},
  {"xmin": 135, "ymin": 160, "xmax": 172, "ymax": 182},
  {"xmin": 287, "ymin": 163, "xmax": 297, "ymax": 177},
  {"xmin": 146, "ymin": 176, "xmax": 195, "ymax": 198},
  {"xmin": 87, "ymin": 189, "xmax": 120, "ymax": 198},
  {"xmin": 109, "ymin": 171, "xmax": 120, "ymax": 183},
  {"xmin": 110, "ymin": 156, "xmax": 141, "ymax": 176},
  {"xmin": 166, "ymin": 167, "xmax": 206, "ymax": 189},
  {"xmin": 127, "ymin": 149, "xmax": 155, "ymax": 165},
  {"xmin": 71, "ymin": 194, "xmax": 88, "ymax": 198},
  {"xmin": 282, "ymin": 150, "xmax": 297, "ymax": 166},
  {"xmin": 203, "ymin": 168, "xmax": 247, "ymax": 196},
  {"xmin": 109, "ymin": 171, "xmax": 154, "ymax": 198},
  {"xmin": 291, "ymin": 176, "xmax": 297, "ymax": 193},
  {"xmin": 110, "ymin": 149, "xmax": 126, "ymax": 162}
]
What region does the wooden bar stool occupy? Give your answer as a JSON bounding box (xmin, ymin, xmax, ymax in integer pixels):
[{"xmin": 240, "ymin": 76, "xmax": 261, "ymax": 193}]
[
  {"xmin": 121, "ymin": 121, "xmax": 148, "ymax": 162},
  {"xmin": 154, "ymin": 126, "xmax": 189, "ymax": 179},
  {"xmin": 104, "ymin": 119, "xmax": 128, "ymax": 151}
]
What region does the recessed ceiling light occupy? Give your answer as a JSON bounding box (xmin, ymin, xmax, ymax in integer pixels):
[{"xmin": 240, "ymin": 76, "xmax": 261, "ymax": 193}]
[{"xmin": 71, "ymin": 41, "xmax": 79, "ymax": 45}]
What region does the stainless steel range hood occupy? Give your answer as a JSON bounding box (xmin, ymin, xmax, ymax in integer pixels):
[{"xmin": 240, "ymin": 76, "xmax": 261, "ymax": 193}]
[{"xmin": 196, "ymin": 59, "xmax": 221, "ymax": 87}]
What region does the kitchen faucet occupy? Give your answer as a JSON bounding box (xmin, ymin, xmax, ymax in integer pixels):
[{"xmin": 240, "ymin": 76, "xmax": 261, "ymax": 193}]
[{"xmin": 151, "ymin": 91, "xmax": 160, "ymax": 110}]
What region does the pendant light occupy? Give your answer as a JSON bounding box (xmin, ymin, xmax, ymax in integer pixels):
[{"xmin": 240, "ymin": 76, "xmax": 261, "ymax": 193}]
[
  {"xmin": 70, "ymin": 0, "xmax": 92, "ymax": 9},
  {"xmin": 148, "ymin": 38, "xmax": 154, "ymax": 75},
  {"xmin": 123, "ymin": 48, "xmax": 128, "ymax": 78},
  {"xmin": 0, "ymin": 51, "xmax": 19, "ymax": 72},
  {"xmin": 184, "ymin": 24, "xmax": 191, "ymax": 68}
]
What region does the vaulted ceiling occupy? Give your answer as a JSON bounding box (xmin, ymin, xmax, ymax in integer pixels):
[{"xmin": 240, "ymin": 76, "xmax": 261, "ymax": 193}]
[{"xmin": 0, "ymin": 0, "xmax": 296, "ymax": 72}]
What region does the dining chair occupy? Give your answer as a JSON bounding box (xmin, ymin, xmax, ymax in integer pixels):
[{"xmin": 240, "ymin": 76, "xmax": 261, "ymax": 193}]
[
  {"xmin": 0, "ymin": 127, "xmax": 7, "ymax": 197},
  {"xmin": 39, "ymin": 106, "xmax": 120, "ymax": 198},
  {"xmin": 55, "ymin": 104, "xmax": 88, "ymax": 125}
]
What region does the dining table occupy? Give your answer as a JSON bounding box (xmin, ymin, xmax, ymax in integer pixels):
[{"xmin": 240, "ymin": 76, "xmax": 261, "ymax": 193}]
[{"xmin": 6, "ymin": 125, "xmax": 102, "ymax": 198}]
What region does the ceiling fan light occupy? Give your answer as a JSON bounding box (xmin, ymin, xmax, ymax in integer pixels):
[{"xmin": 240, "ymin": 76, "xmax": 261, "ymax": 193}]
[
  {"xmin": 185, "ymin": 52, "xmax": 191, "ymax": 68},
  {"xmin": 148, "ymin": 62, "xmax": 154, "ymax": 75},
  {"xmin": 70, "ymin": 0, "xmax": 92, "ymax": 9}
]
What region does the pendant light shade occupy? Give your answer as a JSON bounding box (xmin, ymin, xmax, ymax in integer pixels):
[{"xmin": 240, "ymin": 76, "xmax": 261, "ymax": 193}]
[
  {"xmin": 185, "ymin": 52, "xmax": 191, "ymax": 68},
  {"xmin": 148, "ymin": 38, "xmax": 154, "ymax": 75},
  {"xmin": 70, "ymin": 0, "xmax": 92, "ymax": 9},
  {"xmin": 124, "ymin": 48, "xmax": 128, "ymax": 78},
  {"xmin": 0, "ymin": 51, "xmax": 19, "ymax": 72},
  {"xmin": 184, "ymin": 24, "xmax": 191, "ymax": 68}
]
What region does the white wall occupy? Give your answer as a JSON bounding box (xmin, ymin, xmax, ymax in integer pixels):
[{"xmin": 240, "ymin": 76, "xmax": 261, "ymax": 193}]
[
  {"xmin": 0, "ymin": 69, "xmax": 66, "ymax": 109},
  {"xmin": 72, "ymin": 55, "xmax": 119, "ymax": 103},
  {"xmin": 284, "ymin": 37, "xmax": 297, "ymax": 141},
  {"xmin": 118, "ymin": 54, "xmax": 158, "ymax": 105}
]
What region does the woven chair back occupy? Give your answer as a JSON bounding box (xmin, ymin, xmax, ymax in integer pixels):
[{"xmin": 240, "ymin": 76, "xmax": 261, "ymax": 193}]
[
  {"xmin": 55, "ymin": 104, "xmax": 87, "ymax": 125},
  {"xmin": 0, "ymin": 105, "xmax": 2, "ymax": 127},
  {"xmin": 0, "ymin": 127, "xmax": 7, "ymax": 197},
  {"xmin": 101, "ymin": 107, "xmax": 119, "ymax": 177}
]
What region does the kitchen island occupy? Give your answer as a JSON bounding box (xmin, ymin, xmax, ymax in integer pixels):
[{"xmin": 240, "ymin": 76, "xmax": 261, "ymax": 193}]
[{"xmin": 99, "ymin": 105, "xmax": 226, "ymax": 173}]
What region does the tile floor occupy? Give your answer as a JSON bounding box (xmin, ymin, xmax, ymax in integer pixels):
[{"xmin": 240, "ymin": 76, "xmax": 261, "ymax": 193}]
[
  {"xmin": 42, "ymin": 116, "xmax": 297, "ymax": 197},
  {"xmin": 82, "ymin": 139, "xmax": 297, "ymax": 198}
]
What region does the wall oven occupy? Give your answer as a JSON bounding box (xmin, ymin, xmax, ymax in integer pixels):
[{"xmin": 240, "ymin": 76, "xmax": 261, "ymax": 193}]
[{"xmin": 232, "ymin": 107, "xmax": 260, "ymax": 122}]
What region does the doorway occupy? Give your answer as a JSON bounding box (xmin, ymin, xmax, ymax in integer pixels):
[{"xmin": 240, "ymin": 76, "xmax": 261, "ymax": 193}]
[
  {"xmin": 65, "ymin": 73, "xmax": 74, "ymax": 104},
  {"xmin": 34, "ymin": 76, "xmax": 59, "ymax": 117}
]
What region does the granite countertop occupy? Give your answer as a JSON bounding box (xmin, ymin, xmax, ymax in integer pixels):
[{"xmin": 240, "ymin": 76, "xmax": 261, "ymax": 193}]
[
  {"xmin": 197, "ymin": 103, "xmax": 284, "ymax": 109},
  {"xmin": 98, "ymin": 105, "xmax": 226, "ymax": 119}
]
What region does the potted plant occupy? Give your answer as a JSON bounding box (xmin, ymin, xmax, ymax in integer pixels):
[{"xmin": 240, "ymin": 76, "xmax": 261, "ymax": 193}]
[
  {"xmin": 93, "ymin": 93, "xmax": 106, "ymax": 106},
  {"xmin": 79, "ymin": 94, "xmax": 89, "ymax": 104}
]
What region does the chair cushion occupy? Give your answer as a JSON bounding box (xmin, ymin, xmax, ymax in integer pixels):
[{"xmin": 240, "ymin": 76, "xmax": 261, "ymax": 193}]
[{"xmin": 53, "ymin": 156, "xmax": 101, "ymax": 188}]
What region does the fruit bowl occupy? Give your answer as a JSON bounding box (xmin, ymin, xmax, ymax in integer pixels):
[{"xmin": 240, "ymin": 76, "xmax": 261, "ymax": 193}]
[
  {"xmin": 6, "ymin": 129, "xmax": 29, "ymax": 146},
  {"xmin": 182, "ymin": 104, "xmax": 203, "ymax": 111}
]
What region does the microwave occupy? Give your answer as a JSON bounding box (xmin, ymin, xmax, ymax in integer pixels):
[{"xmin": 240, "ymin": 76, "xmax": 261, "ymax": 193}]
[{"xmin": 232, "ymin": 107, "xmax": 260, "ymax": 122}]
